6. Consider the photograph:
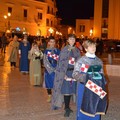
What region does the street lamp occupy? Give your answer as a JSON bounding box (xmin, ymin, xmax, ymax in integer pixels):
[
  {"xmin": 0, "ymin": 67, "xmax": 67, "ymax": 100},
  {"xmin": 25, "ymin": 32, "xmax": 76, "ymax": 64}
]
[
  {"xmin": 90, "ymin": 28, "xmax": 93, "ymax": 37},
  {"xmin": 48, "ymin": 27, "xmax": 54, "ymax": 36},
  {"xmin": 4, "ymin": 13, "xmax": 11, "ymax": 31},
  {"xmin": 4, "ymin": 15, "xmax": 7, "ymax": 32}
]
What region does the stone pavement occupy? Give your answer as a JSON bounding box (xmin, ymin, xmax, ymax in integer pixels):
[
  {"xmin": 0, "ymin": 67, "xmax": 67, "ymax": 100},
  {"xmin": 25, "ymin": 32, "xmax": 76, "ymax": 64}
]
[{"xmin": 0, "ymin": 51, "xmax": 120, "ymax": 120}]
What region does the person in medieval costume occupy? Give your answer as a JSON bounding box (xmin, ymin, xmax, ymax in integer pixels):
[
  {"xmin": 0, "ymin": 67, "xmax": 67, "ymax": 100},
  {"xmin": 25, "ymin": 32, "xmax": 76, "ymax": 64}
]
[
  {"xmin": 28, "ymin": 42, "xmax": 43, "ymax": 86},
  {"xmin": 43, "ymin": 36, "xmax": 60, "ymax": 102},
  {"xmin": 72, "ymin": 39, "xmax": 108, "ymax": 120},
  {"xmin": 52, "ymin": 34, "xmax": 81, "ymax": 117},
  {"xmin": 8, "ymin": 35, "xmax": 19, "ymax": 69},
  {"xmin": 19, "ymin": 34, "xmax": 31, "ymax": 74}
]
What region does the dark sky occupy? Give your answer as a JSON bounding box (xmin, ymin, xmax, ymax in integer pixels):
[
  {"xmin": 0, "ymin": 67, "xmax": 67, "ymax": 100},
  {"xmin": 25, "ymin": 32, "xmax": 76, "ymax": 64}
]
[{"xmin": 56, "ymin": 0, "xmax": 94, "ymax": 26}]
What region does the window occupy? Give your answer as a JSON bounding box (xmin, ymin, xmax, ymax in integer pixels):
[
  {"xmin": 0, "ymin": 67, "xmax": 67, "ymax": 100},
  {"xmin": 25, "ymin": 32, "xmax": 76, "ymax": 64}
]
[
  {"xmin": 46, "ymin": 19, "xmax": 49, "ymax": 26},
  {"xmin": 8, "ymin": 7, "xmax": 12, "ymax": 13},
  {"xmin": 51, "ymin": 8, "xmax": 53, "ymax": 14},
  {"xmin": 24, "ymin": 9, "xmax": 27, "ymax": 18},
  {"xmin": 38, "ymin": 12, "xmax": 42, "ymax": 19},
  {"xmin": 51, "ymin": 21, "xmax": 53, "ymax": 26},
  {"xmin": 80, "ymin": 25, "xmax": 85, "ymax": 32},
  {"xmin": 47, "ymin": 6, "xmax": 50, "ymax": 13}
]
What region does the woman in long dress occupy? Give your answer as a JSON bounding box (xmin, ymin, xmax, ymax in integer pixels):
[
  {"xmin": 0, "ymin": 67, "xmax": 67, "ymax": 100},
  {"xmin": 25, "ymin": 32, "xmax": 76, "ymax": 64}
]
[
  {"xmin": 19, "ymin": 34, "xmax": 31, "ymax": 74},
  {"xmin": 28, "ymin": 42, "xmax": 43, "ymax": 86}
]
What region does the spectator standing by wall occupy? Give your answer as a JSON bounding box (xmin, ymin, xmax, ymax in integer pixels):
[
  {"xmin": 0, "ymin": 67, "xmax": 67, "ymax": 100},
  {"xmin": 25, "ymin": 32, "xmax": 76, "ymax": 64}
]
[{"xmin": 1, "ymin": 33, "xmax": 7, "ymax": 53}]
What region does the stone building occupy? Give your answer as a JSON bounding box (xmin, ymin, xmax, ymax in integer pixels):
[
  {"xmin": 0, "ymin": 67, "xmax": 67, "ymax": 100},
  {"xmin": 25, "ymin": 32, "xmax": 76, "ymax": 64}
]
[
  {"xmin": 76, "ymin": 0, "xmax": 120, "ymax": 40},
  {"xmin": 0, "ymin": 0, "xmax": 59, "ymax": 37}
]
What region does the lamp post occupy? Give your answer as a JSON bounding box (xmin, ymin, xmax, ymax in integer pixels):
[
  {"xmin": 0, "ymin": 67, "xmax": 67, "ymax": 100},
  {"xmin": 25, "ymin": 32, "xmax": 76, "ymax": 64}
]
[
  {"xmin": 4, "ymin": 15, "xmax": 7, "ymax": 32},
  {"xmin": 4, "ymin": 13, "xmax": 11, "ymax": 32},
  {"xmin": 48, "ymin": 27, "xmax": 54, "ymax": 36},
  {"xmin": 90, "ymin": 28, "xmax": 93, "ymax": 38}
]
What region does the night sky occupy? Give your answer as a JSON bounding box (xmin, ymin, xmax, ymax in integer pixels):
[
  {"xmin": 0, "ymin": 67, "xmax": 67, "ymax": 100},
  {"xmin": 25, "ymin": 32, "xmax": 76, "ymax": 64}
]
[{"xmin": 56, "ymin": 0, "xmax": 94, "ymax": 26}]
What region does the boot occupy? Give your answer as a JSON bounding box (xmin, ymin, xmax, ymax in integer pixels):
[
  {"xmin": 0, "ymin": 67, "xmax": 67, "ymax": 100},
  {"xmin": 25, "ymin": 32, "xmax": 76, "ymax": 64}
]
[
  {"xmin": 64, "ymin": 108, "xmax": 73, "ymax": 117},
  {"xmin": 47, "ymin": 95, "xmax": 51, "ymax": 102}
]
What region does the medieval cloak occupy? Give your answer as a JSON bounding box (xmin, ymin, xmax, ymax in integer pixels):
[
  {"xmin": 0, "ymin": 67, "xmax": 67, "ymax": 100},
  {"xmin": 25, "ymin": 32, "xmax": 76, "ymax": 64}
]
[{"xmin": 51, "ymin": 45, "xmax": 80, "ymax": 109}]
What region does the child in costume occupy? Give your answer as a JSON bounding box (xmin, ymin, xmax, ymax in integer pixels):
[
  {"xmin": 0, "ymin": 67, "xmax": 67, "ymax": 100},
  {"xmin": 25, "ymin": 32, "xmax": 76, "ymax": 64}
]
[
  {"xmin": 72, "ymin": 39, "xmax": 107, "ymax": 120},
  {"xmin": 43, "ymin": 36, "xmax": 60, "ymax": 102},
  {"xmin": 28, "ymin": 42, "xmax": 43, "ymax": 86},
  {"xmin": 52, "ymin": 34, "xmax": 81, "ymax": 117}
]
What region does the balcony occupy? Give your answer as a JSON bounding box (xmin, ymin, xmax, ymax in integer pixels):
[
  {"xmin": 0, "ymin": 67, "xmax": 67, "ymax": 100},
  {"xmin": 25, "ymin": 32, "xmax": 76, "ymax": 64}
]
[{"xmin": 35, "ymin": 0, "xmax": 45, "ymax": 2}]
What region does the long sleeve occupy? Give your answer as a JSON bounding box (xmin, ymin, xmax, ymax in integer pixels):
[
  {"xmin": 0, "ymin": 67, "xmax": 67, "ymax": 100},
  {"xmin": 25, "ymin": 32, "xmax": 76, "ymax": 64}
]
[
  {"xmin": 72, "ymin": 59, "xmax": 87, "ymax": 83},
  {"xmin": 43, "ymin": 54, "xmax": 55, "ymax": 74}
]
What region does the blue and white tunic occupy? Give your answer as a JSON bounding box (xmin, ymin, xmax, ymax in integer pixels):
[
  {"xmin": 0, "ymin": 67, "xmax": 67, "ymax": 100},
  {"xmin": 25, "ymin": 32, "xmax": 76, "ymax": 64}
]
[{"xmin": 43, "ymin": 48, "xmax": 60, "ymax": 89}]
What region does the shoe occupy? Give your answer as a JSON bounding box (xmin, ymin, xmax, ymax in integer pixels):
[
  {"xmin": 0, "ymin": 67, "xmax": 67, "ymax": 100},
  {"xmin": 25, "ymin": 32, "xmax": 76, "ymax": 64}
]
[
  {"xmin": 64, "ymin": 108, "xmax": 73, "ymax": 117},
  {"xmin": 47, "ymin": 95, "xmax": 51, "ymax": 103},
  {"xmin": 11, "ymin": 66, "xmax": 15, "ymax": 70},
  {"xmin": 68, "ymin": 108, "xmax": 73, "ymax": 113}
]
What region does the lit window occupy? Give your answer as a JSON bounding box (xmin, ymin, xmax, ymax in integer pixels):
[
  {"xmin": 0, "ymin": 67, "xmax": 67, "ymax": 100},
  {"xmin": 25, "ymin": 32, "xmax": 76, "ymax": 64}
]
[{"xmin": 80, "ymin": 25, "xmax": 85, "ymax": 32}]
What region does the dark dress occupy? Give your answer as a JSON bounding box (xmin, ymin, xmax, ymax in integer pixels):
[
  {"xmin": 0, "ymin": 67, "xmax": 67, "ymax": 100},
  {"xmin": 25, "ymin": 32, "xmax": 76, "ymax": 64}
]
[{"xmin": 19, "ymin": 42, "xmax": 31, "ymax": 72}]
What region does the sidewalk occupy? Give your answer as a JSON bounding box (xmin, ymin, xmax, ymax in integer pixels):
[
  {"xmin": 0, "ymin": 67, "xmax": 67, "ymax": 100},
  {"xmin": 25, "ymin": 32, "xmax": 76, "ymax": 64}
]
[{"xmin": 0, "ymin": 51, "xmax": 120, "ymax": 120}]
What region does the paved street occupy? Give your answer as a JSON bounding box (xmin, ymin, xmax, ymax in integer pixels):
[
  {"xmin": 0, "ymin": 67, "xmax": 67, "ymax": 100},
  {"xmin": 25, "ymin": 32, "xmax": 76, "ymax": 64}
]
[{"xmin": 0, "ymin": 51, "xmax": 120, "ymax": 120}]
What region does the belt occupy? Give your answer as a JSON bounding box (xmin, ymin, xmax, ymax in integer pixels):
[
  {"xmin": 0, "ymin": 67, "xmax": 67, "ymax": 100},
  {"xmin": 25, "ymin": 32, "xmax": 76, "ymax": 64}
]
[
  {"xmin": 67, "ymin": 68, "xmax": 74, "ymax": 71},
  {"xmin": 64, "ymin": 76, "xmax": 76, "ymax": 81},
  {"xmin": 49, "ymin": 60, "xmax": 57, "ymax": 64}
]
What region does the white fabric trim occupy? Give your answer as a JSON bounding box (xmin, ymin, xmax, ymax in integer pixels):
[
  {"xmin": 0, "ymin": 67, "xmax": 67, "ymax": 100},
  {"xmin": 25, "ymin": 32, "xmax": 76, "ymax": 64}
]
[{"xmin": 85, "ymin": 52, "xmax": 96, "ymax": 58}]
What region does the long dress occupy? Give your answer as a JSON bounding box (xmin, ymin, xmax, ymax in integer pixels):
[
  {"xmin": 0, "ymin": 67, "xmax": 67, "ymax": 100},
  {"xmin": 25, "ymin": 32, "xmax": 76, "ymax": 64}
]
[
  {"xmin": 8, "ymin": 40, "xmax": 19, "ymax": 63},
  {"xmin": 19, "ymin": 41, "xmax": 31, "ymax": 72},
  {"xmin": 28, "ymin": 50, "xmax": 43, "ymax": 86},
  {"xmin": 72, "ymin": 55, "xmax": 107, "ymax": 120},
  {"xmin": 43, "ymin": 48, "xmax": 60, "ymax": 89}
]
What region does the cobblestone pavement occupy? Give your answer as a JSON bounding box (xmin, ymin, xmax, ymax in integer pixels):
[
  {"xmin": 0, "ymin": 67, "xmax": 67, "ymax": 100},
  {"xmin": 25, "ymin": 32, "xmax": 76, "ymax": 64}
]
[{"xmin": 0, "ymin": 51, "xmax": 120, "ymax": 120}]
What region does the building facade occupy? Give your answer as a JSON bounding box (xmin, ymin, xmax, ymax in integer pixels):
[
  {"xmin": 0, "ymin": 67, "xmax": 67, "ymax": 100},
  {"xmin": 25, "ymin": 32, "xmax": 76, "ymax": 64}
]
[
  {"xmin": 94, "ymin": 0, "xmax": 109, "ymax": 39},
  {"xmin": 76, "ymin": 0, "xmax": 120, "ymax": 40},
  {"xmin": 0, "ymin": 0, "xmax": 59, "ymax": 37},
  {"xmin": 94, "ymin": 0, "xmax": 120, "ymax": 40},
  {"xmin": 76, "ymin": 18, "xmax": 94, "ymax": 38}
]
